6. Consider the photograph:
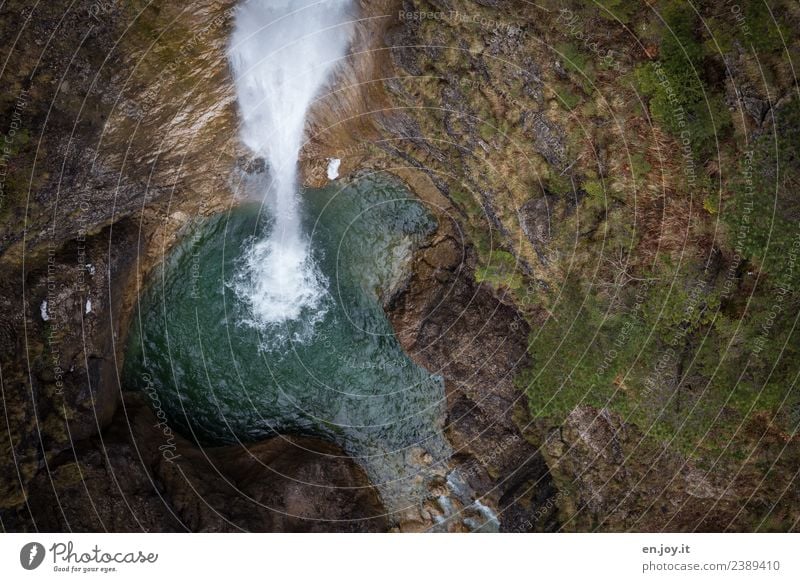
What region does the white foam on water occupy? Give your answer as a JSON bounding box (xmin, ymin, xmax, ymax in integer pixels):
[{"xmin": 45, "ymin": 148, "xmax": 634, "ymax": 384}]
[
  {"xmin": 232, "ymin": 234, "xmax": 329, "ymax": 349},
  {"xmin": 228, "ymin": 0, "xmax": 353, "ymax": 333},
  {"xmin": 471, "ymin": 499, "xmax": 501, "ymax": 531},
  {"xmin": 446, "ymin": 470, "xmax": 501, "ymax": 532}
]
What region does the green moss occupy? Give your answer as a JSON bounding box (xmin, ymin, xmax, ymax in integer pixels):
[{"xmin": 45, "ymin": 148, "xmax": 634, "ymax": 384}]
[
  {"xmin": 52, "ymin": 463, "xmax": 86, "ymax": 488},
  {"xmin": 629, "ymin": 152, "xmax": 651, "ymax": 186},
  {"xmin": 450, "ymin": 188, "xmax": 483, "ymax": 220},
  {"xmin": 517, "ymin": 253, "xmax": 800, "ymax": 461},
  {"xmin": 594, "ymin": 0, "xmax": 639, "ymax": 24},
  {"xmin": 475, "ymin": 248, "xmax": 525, "ymax": 293},
  {"xmin": 546, "ymin": 170, "xmax": 572, "ymax": 196},
  {"xmin": 557, "ymin": 42, "xmax": 597, "ymax": 96},
  {"xmin": 555, "ymin": 85, "xmax": 581, "ymax": 111},
  {"xmin": 584, "ymin": 179, "xmax": 604, "ymax": 198},
  {"xmin": 517, "ymin": 276, "xmax": 647, "ymax": 421}
]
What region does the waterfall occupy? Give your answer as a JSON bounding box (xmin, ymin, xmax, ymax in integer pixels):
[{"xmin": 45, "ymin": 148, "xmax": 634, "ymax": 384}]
[{"xmin": 229, "ymin": 0, "xmax": 353, "ymax": 333}]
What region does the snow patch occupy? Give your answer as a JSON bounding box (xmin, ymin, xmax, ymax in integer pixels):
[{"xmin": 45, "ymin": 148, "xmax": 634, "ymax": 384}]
[
  {"xmin": 40, "ymin": 300, "xmax": 49, "ymax": 321},
  {"xmin": 85, "ymin": 298, "xmax": 92, "ymax": 314},
  {"xmin": 326, "ymin": 158, "xmax": 341, "ymax": 180}
]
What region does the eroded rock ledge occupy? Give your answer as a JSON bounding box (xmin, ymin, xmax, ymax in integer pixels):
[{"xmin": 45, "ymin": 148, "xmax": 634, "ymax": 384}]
[
  {"xmin": 386, "ymin": 231, "xmax": 560, "ymax": 532},
  {"xmin": 19, "ymin": 395, "xmax": 387, "ymax": 532}
]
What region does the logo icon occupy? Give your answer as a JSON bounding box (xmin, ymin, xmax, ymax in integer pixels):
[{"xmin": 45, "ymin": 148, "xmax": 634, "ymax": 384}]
[{"xmin": 20, "ymin": 542, "xmax": 46, "ymax": 570}]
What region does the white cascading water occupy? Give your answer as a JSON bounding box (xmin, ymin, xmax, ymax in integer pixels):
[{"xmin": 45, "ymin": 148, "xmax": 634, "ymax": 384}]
[{"xmin": 229, "ymin": 0, "xmax": 353, "ymax": 335}]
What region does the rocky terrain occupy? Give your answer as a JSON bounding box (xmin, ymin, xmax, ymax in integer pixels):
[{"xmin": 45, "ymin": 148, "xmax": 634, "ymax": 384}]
[
  {"xmin": 310, "ymin": 0, "xmax": 800, "ymax": 531},
  {"xmin": 1, "ymin": 0, "xmax": 798, "ymax": 532}
]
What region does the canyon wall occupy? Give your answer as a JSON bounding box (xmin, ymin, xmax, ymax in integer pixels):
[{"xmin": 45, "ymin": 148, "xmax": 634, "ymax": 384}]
[{"xmin": 2, "ymin": 0, "xmax": 798, "ymax": 532}]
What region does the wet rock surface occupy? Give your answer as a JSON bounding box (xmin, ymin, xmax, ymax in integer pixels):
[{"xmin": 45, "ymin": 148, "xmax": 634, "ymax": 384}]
[
  {"xmin": 0, "ymin": 0, "xmax": 388, "ymax": 532},
  {"xmin": 387, "ymin": 231, "xmax": 560, "ymax": 532}
]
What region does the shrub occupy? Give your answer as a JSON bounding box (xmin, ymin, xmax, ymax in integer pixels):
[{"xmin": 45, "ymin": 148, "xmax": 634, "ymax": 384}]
[{"xmin": 634, "ymin": 3, "xmax": 732, "ymax": 156}]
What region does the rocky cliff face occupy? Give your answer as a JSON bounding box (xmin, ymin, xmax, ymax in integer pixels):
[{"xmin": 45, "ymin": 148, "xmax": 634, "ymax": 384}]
[
  {"xmin": 21, "ymin": 395, "xmax": 386, "ymax": 532},
  {"xmin": 0, "ymin": 0, "xmax": 387, "ymax": 532},
  {"xmin": 2, "ymin": 0, "xmax": 798, "ymax": 532},
  {"xmin": 307, "ymin": 0, "xmax": 800, "ymax": 532}
]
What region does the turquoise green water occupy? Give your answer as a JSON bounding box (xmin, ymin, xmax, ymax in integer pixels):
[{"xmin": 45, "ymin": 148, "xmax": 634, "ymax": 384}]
[{"xmin": 123, "ymin": 174, "xmax": 451, "ymax": 504}]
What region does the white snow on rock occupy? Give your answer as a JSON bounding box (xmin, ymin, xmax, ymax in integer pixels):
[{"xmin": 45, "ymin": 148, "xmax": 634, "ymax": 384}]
[
  {"xmin": 40, "ymin": 300, "xmax": 50, "ymax": 321},
  {"xmin": 326, "ymin": 157, "xmax": 341, "ymax": 180},
  {"xmin": 85, "ymin": 298, "xmax": 92, "ymax": 314}
]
